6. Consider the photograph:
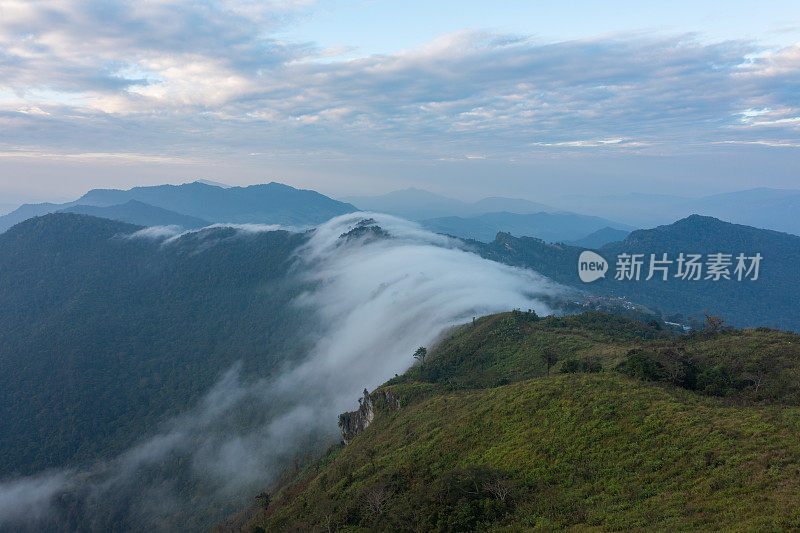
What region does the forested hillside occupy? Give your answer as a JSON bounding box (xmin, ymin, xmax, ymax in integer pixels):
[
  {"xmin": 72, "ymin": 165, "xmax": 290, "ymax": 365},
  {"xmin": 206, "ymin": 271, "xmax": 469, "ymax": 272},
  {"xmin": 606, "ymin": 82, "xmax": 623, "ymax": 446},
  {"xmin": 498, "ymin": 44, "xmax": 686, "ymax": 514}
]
[
  {"xmin": 474, "ymin": 215, "xmax": 800, "ymax": 330},
  {"xmin": 0, "ymin": 213, "xmax": 309, "ymax": 476},
  {"xmin": 236, "ymin": 311, "xmax": 800, "ymax": 532}
]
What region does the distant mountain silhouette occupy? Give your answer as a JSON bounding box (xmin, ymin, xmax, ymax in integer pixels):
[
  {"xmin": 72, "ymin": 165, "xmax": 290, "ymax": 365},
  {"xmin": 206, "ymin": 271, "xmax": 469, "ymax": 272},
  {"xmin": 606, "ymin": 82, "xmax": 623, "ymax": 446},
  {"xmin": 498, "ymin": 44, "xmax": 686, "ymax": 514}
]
[
  {"xmin": 471, "ymin": 196, "xmax": 554, "ymax": 214},
  {"xmin": 422, "ymin": 211, "xmax": 634, "ymax": 243},
  {"xmin": 62, "ymin": 200, "xmax": 210, "ymax": 228},
  {"xmin": 194, "ymin": 178, "xmax": 231, "ymax": 188},
  {"xmin": 342, "ymin": 188, "xmax": 556, "ymax": 220},
  {"xmin": 568, "ymin": 226, "xmax": 630, "ymax": 248},
  {"xmin": 76, "ymin": 181, "xmax": 356, "ymax": 225},
  {"xmin": 560, "ymin": 188, "xmax": 800, "ymax": 235},
  {"xmin": 0, "ymin": 202, "xmax": 68, "ymax": 233},
  {"xmin": 0, "ymin": 181, "xmax": 356, "ymax": 233},
  {"xmin": 342, "ymin": 188, "xmax": 470, "ymax": 220}
]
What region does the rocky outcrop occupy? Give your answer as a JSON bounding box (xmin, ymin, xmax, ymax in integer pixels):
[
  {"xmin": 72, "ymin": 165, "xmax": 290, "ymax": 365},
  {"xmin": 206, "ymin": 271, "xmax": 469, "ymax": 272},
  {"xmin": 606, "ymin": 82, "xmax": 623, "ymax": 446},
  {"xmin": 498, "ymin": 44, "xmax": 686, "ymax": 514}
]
[
  {"xmin": 338, "ymin": 388, "xmax": 400, "ymax": 444},
  {"xmin": 338, "ymin": 218, "xmax": 390, "ymax": 242}
]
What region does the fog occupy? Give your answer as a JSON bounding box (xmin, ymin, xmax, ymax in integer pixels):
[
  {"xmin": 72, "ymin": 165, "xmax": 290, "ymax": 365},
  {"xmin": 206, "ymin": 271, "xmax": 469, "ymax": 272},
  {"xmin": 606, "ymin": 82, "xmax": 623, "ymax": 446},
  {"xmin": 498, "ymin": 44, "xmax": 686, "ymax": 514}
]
[
  {"xmin": 0, "ymin": 213, "xmax": 563, "ymax": 531},
  {"xmin": 127, "ymin": 222, "xmax": 292, "ymax": 243}
]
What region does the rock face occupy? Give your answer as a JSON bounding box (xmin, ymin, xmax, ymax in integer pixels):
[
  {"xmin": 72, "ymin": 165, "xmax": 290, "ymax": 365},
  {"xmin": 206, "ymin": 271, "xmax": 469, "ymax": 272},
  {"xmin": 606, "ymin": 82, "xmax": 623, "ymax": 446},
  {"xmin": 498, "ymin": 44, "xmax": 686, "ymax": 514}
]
[
  {"xmin": 338, "ymin": 219, "xmax": 390, "ymax": 242},
  {"xmin": 338, "ymin": 388, "xmax": 400, "ymax": 444}
]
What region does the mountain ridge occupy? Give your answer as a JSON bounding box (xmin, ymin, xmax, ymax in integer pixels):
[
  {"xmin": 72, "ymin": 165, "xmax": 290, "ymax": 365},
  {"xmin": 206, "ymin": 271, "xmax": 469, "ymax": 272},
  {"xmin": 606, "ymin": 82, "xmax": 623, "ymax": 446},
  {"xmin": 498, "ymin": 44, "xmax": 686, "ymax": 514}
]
[
  {"xmin": 0, "ymin": 181, "xmax": 356, "ymax": 233},
  {"xmin": 422, "ymin": 211, "xmax": 634, "ymax": 243},
  {"xmin": 235, "ymin": 311, "xmax": 800, "ymax": 532},
  {"xmin": 342, "ymin": 188, "xmax": 557, "ymax": 220},
  {"xmin": 473, "ymin": 214, "xmax": 800, "ymax": 330},
  {"xmin": 61, "ymin": 199, "xmax": 211, "ymax": 228},
  {"xmin": 560, "ymin": 187, "xmax": 800, "ymax": 234}
]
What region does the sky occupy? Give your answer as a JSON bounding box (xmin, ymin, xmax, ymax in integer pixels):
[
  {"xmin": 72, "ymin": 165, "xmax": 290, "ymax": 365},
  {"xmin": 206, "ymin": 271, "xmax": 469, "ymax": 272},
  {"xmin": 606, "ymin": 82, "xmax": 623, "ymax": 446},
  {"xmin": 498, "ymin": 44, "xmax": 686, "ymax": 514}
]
[{"xmin": 1, "ymin": 0, "xmax": 799, "ymax": 204}]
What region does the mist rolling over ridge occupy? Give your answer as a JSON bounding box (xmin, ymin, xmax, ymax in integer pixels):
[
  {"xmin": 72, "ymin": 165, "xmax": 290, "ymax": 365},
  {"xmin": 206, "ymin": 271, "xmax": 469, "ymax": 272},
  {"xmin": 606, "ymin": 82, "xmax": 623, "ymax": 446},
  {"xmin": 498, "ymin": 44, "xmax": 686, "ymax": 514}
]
[{"xmin": 0, "ymin": 213, "xmax": 562, "ymax": 531}]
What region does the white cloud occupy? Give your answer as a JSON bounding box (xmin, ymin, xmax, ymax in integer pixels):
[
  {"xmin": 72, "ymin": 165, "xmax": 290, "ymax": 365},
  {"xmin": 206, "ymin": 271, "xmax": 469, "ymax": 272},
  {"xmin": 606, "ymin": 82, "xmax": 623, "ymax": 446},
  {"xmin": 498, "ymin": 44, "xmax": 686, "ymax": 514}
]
[
  {"xmin": 127, "ymin": 223, "xmax": 300, "ymax": 247},
  {"xmin": 0, "ymin": 2, "xmax": 799, "ymax": 183},
  {"xmin": 0, "ymin": 150, "xmax": 198, "ymax": 163}
]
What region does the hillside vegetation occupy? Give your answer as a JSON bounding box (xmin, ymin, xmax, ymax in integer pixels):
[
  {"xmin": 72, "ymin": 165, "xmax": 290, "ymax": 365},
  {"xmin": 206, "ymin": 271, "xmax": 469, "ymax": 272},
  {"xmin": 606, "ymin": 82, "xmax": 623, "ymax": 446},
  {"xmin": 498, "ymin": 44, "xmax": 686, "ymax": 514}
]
[
  {"xmin": 236, "ymin": 311, "xmax": 800, "ymax": 532},
  {"xmin": 0, "ymin": 213, "xmax": 309, "ymax": 476}
]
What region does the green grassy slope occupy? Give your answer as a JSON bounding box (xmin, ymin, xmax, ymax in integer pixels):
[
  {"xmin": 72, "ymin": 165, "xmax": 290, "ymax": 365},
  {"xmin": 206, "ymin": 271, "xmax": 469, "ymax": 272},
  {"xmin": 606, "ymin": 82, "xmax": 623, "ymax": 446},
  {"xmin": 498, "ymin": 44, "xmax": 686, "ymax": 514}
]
[{"xmin": 236, "ymin": 312, "xmax": 800, "ymax": 532}]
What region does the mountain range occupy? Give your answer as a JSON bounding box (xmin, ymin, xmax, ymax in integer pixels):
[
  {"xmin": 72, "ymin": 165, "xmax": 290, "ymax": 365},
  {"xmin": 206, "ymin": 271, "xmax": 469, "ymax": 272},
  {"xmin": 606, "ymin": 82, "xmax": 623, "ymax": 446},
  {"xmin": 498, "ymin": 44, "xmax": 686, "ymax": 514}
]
[
  {"xmin": 62, "ymin": 200, "xmax": 210, "ymax": 228},
  {"xmin": 567, "ymin": 226, "xmax": 631, "ymax": 248},
  {"xmin": 561, "ymin": 187, "xmax": 800, "ymax": 235},
  {"xmin": 473, "ymin": 215, "xmax": 800, "ymax": 330},
  {"xmin": 421, "ymin": 211, "xmax": 634, "ymax": 244},
  {"xmin": 343, "ymin": 186, "xmax": 800, "ymax": 237},
  {"xmin": 341, "ymin": 187, "xmax": 557, "ymax": 220},
  {"xmin": 2, "ymin": 206, "xmax": 799, "ymax": 530},
  {"xmin": 2, "ymin": 211, "xmax": 795, "ymax": 483},
  {"xmin": 0, "ymin": 181, "xmax": 357, "ymax": 233},
  {"xmin": 343, "ymin": 188, "xmax": 633, "ymax": 245},
  {"xmin": 4, "ymin": 184, "xmax": 798, "ymax": 246}
]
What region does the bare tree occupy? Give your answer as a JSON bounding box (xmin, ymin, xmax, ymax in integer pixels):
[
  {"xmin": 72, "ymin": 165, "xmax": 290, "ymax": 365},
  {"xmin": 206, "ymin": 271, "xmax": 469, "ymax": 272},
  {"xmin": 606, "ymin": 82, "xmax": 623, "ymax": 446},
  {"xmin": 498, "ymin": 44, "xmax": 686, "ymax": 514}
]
[
  {"xmin": 483, "ymin": 477, "xmax": 513, "ymax": 502},
  {"xmin": 312, "ymin": 493, "xmax": 338, "ymax": 533},
  {"xmin": 750, "ymin": 370, "xmax": 766, "ymax": 395},
  {"xmin": 324, "ymin": 513, "xmax": 338, "ymax": 533},
  {"xmin": 359, "ymin": 485, "xmax": 392, "ymax": 516},
  {"xmin": 743, "ymin": 357, "xmax": 772, "ymax": 395}
]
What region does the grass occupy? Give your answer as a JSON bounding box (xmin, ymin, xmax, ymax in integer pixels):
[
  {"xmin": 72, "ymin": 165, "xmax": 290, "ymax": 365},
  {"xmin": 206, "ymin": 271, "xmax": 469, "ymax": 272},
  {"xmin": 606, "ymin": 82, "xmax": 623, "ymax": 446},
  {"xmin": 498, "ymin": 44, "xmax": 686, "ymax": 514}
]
[{"xmin": 233, "ymin": 312, "xmax": 800, "ymax": 532}]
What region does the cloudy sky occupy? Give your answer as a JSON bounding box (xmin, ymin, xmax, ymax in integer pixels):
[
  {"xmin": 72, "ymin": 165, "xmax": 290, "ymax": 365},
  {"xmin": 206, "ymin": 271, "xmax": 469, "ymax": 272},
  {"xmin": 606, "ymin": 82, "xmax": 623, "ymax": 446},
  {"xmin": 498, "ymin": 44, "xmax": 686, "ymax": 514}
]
[{"xmin": 1, "ymin": 0, "xmax": 799, "ymax": 203}]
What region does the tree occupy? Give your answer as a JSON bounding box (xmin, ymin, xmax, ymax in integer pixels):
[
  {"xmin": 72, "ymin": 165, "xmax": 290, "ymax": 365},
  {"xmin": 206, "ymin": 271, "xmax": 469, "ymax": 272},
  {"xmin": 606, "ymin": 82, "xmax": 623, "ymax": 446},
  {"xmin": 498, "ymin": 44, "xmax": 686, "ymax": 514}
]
[
  {"xmin": 540, "ymin": 347, "xmax": 558, "ymax": 375},
  {"xmin": 483, "ymin": 477, "xmax": 513, "ymax": 502},
  {"xmin": 316, "ymin": 493, "xmax": 339, "ymax": 533},
  {"xmin": 359, "ymin": 485, "xmax": 392, "ymax": 516},
  {"xmin": 366, "ymin": 447, "xmax": 377, "ymax": 472},
  {"xmin": 742, "ymin": 352, "xmax": 780, "ymax": 396},
  {"xmin": 660, "ymin": 348, "xmax": 690, "ymax": 386},
  {"xmin": 413, "ymin": 346, "xmax": 427, "ymax": 363},
  {"xmin": 704, "ymin": 313, "xmax": 725, "ymax": 333},
  {"xmin": 255, "ymin": 491, "xmax": 271, "ymax": 511}
]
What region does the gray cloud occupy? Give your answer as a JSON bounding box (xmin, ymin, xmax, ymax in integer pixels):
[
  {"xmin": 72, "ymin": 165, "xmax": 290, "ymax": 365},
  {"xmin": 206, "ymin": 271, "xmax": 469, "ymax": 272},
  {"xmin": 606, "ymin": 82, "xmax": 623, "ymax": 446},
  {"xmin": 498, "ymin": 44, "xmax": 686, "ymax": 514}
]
[
  {"xmin": 0, "ymin": 471, "xmax": 74, "ymax": 525},
  {"xmin": 1, "ymin": 0, "xmax": 799, "ymax": 163}
]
